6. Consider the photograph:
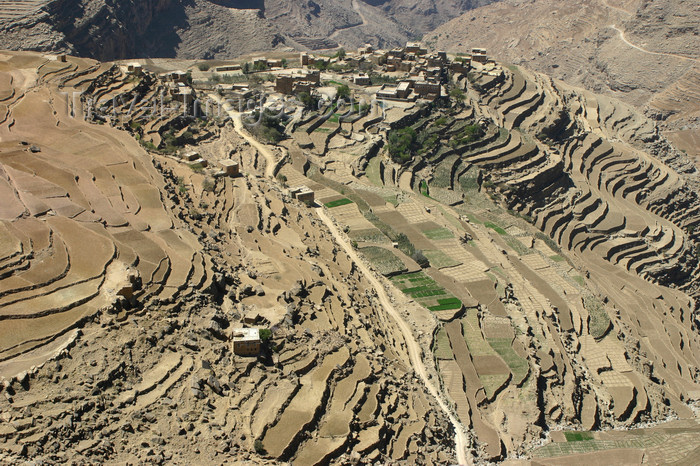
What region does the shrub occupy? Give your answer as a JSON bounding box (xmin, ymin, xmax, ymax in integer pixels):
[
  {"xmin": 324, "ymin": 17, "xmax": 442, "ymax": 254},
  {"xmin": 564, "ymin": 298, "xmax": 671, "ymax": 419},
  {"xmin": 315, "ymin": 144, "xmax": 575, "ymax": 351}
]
[
  {"xmin": 254, "ymin": 439, "xmax": 265, "ymax": 454},
  {"xmin": 197, "ymin": 63, "xmax": 210, "ymax": 71},
  {"xmin": 412, "ymin": 250, "xmax": 430, "ymax": 268},
  {"xmin": 450, "ymin": 88, "xmax": 466, "ymax": 101},
  {"xmin": 202, "ymin": 178, "xmax": 215, "ymax": 192},
  {"xmin": 336, "ymin": 84, "xmax": 351, "ymax": 100},
  {"xmin": 140, "ymin": 140, "xmax": 157, "ymax": 151},
  {"xmin": 387, "ymin": 127, "xmax": 418, "ymax": 164}
]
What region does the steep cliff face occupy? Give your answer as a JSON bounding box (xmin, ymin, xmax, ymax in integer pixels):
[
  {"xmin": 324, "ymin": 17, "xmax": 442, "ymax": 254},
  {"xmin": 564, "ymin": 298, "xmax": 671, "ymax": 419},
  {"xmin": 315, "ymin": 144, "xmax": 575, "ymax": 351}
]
[
  {"xmin": 46, "ymin": 0, "xmax": 179, "ymax": 59},
  {"xmin": 0, "ymin": 0, "xmax": 284, "ymax": 60}
]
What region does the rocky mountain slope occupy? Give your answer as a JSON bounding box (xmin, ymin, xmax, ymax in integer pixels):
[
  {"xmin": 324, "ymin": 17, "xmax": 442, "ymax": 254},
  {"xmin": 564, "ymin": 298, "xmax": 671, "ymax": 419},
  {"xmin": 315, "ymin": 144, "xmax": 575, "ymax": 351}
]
[
  {"xmin": 425, "ymin": 0, "xmax": 700, "ymax": 160},
  {"xmin": 0, "ymin": 51, "xmax": 456, "ymax": 463},
  {"xmin": 0, "ymin": 0, "xmax": 494, "ymax": 59},
  {"xmin": 1, "ymin": 44, "xmax": 699, "ymax": 462}
]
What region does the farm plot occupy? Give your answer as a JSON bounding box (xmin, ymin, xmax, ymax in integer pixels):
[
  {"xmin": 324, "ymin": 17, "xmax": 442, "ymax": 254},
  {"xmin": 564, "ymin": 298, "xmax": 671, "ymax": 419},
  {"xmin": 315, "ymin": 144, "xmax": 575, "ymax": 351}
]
[
  {"xmin": 423, "ymin": 249, "xmax": 461, "ymax": 269},
  {"xmin": 390, "ymin": 271, "xmax": 463, "ymax": 312},
  {"xmin": 348, "ymin": 227, "xmax": 391, "ymax": 244},
  {"xmin": 433, "ymin": 327, "xmax": 453, "ymax": 360},
  {"xmin": 423, "ymin": 227, "xmax": 455, "ymax": 240},
  {"xmin": 324, "ymin": 198, "xmax": 353, "ymax": 208},
  {"xmin": 359, "ymin": 246, "xmax": 407, "ymax": 276},
  {"xmin": 462, "ymin": 311, "xmax": 511, "ymax": 399}
]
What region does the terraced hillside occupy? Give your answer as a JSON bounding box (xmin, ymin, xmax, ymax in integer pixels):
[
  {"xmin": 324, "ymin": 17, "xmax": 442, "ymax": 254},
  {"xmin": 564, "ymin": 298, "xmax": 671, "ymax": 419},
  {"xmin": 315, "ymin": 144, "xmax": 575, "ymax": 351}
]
[
  {"xmin": 272, "ymin": 59, "xmax": 700, "ymax": 460},
  {"xmin": 426, "ymin": 0, "xmax": 700, "ymax": 160},
  {"xmin": 459, "ymin": 64, "xmax": 700, "ymax": 294},
  {"xmin": 0, "ymin": 52, "xmax": 456, "ymax": 463},
  {"xmin": 0, "ymin": 1, "xmax": 49, "ymax": 21}
]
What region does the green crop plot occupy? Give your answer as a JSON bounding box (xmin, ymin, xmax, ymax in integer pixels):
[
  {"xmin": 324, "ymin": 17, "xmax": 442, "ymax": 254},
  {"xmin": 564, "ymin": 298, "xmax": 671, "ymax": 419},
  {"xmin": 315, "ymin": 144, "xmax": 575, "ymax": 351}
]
[
  {"xmin": 324, "ymin": 198, "xmax": 353, "ymax": 208},
  {"xmin": 429, "ymin": 298, "xmax": 463, "ymax": 311},
  {"xmin": 484, "ymin": 222, "xmax": 507, "ymax": 235},
  {"xmin": 423, "ymin": 249, "xmax": 460, "ymax": 268},
  {"xmin": 423, "ymin": 227, "xmax": 454, "ymax": 240},
  {"xmin": 564, "ymin": 432, "xmax": 594, "ymax": 442},
  {"xmin": 391, "ymin": 272, "xmax": 462, "ymax": 312}
]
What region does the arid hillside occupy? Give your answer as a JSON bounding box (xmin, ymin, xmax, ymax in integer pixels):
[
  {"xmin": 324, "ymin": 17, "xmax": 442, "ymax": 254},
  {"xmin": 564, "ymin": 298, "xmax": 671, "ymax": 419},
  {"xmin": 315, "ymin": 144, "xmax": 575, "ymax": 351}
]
[
  {"xmin": 0, "ymin": 51, "xmax": 457, "ymax": 463},
  {"xmin": 0, "ymin": 42, "xmax": 699, "ymax": 462},
  {"xmin": 426, "ymin": 0, "xmax": 700, "ymax": 160},
  {"xmin": 0, "ymin": 0, "xmax": 494, "ymax": 59}
]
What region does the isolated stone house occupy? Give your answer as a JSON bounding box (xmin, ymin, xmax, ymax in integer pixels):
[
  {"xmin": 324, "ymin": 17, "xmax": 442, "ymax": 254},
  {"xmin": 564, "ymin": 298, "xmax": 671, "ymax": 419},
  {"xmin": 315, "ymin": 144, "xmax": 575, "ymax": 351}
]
[
  {"xmin": 232, "ymin": 328, "xmax": 261, "ymax": 356},
  {"xmin": 219, "ymin": 159, "xmax": 240, "ymax": 176},
  {"xmin": 127, "ymin": 62, "xmax": 143, "ymax": 75},
  {"xmin": 290, "ymin": 186, "xmax": 315, "ymax": 206},
  {"xmin": 353, "ymin": 73, "xmax": 371, "ymax": 86}
]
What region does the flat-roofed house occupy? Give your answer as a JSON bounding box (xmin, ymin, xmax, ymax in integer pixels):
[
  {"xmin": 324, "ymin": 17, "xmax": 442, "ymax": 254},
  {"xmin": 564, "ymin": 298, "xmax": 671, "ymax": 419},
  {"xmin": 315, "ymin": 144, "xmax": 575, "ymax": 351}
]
[
  {"xmin": 290, "ymin": 186, "xmax": 315, "ymax": 206},
  {"xmin": 232, "ymin": 328, "xmax": 261, "ymax": 356},
  {"xmin": 220, "ymin": 160, "xmax": 240, "ymax": 176}
]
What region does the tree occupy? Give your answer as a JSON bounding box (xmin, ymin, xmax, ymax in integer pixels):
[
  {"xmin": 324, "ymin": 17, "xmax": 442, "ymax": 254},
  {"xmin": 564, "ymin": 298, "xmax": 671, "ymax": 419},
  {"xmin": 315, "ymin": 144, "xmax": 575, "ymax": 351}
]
[
  {"xmin": 336, "ymin": 84, "xmax": 350, "ymax": 100},
  {"xmin": 335, "ymin": 48, "xmax": 346, "ymax": 60},
  {"xmin": 450, "ymin": 87, "xmax": 466, "ymax": 102},
  {"xmin": 259, "ymin": 329, "xmax": 272, "ymax": 341},
  {"xmin": 281, "ymin": 58, "xmax": 288, "ymax": 68},
  {"xmin": 254, "ymin": 439, "xmax": 265, "ymax": 454},
  {"xmin": 297, "ymin": 92, "xmax": 318, "ymax": 110},
  {"xmin": 387, "ymin": 127, "xmax": 418, "ymax": 163},
  {"xmin": 242, "ymin": 62, "xmax": 250, "ymax": 74}
]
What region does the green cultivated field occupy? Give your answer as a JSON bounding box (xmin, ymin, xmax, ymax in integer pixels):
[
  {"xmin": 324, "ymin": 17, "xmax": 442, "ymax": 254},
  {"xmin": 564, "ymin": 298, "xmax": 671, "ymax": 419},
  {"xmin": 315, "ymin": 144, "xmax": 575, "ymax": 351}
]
[
  {"xmin": 423, "ymin": 249, "xmax": 460, "ymax": 268},
  {"xmin": 391, "ymin": 271, "xmax": 463, "ymax": 312},
  {"xmin": 325, "ymin": 198, "xmax": 353, "ymax": 208},
  {"xmin": 423, "ymin": 227, "xmax": 454, "ymax": 240}
]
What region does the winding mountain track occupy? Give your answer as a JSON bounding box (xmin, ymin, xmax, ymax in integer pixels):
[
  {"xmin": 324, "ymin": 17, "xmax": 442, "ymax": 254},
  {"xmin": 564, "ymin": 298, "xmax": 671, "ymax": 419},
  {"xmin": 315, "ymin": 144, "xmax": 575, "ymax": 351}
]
[
  {"xmin": 315, "ymin": 206, "xmax": 471, "ymax": 465},
  {"xmin": 208, "ymin": 94, "xmax": 277, "ymax": 178},
  {"xmin": 600, "ymin": 0, "xmax": 634, "ymax": 16},
  {"xmin": 609, "ymin": 25, "xmax": 699, "ymax": 63},
  {"xmin": 212, "ymin": 91, "xmax": 471, "ymax": 463},
  {"xmin": 329, "ymin": 0, "xmax": 368, "ymax": 40}
]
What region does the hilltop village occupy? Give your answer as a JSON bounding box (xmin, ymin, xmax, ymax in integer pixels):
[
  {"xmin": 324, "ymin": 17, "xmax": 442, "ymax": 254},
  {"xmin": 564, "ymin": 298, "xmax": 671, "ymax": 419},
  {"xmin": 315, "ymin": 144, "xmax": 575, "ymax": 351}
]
[{"xmin": 0, "ymin": 38, "xmax": 699, "ymax": 465}]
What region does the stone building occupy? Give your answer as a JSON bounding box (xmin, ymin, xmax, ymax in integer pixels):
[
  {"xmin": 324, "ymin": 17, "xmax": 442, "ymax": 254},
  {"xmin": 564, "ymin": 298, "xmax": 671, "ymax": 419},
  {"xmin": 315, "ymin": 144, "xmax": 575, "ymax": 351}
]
[
  {"xmin": 232, "ymin": 328, "xmax": 261, "ymax": 356},
  {"xmin": 219, "ymin": 160, "xmax": 240, "ymax": 176}
]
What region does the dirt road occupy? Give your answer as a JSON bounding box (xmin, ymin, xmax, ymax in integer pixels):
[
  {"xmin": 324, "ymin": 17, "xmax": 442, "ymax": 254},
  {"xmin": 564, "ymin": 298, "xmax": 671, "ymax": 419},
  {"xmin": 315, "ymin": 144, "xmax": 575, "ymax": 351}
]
[
  {"xmin": 208, "ymin": 94, "xmax": 277, "ymax": 178},
  {"xmin": 330, "ymin": 0, "xmax": 368, "ymax": 40},
  {"xmin": 315, "ymin": 206, "xmax": 471, "ymax": 465},
  {"xmin": 609, "ymin": 25, "xmax": 699, "ymax": 63},
  {"xmin": 210, "ymin": 90, "xmax": 470, "ymax": 463}
]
